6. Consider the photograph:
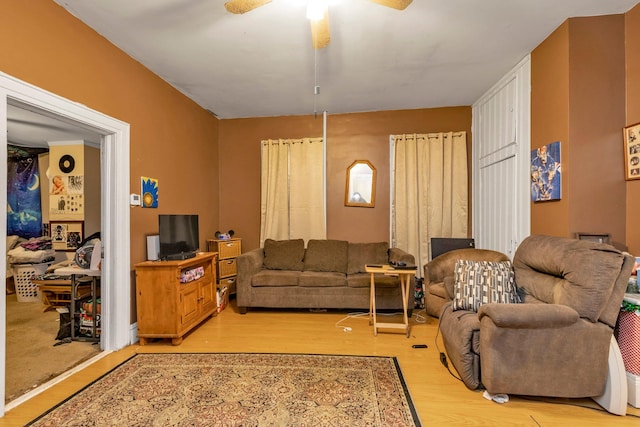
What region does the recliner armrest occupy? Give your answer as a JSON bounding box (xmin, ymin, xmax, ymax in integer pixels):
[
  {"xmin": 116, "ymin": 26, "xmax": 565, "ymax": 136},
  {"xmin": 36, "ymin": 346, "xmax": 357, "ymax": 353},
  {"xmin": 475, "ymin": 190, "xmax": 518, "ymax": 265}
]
[{"xmin": 478, "ymin": 303, "xmax": 579, "ymax": 329}]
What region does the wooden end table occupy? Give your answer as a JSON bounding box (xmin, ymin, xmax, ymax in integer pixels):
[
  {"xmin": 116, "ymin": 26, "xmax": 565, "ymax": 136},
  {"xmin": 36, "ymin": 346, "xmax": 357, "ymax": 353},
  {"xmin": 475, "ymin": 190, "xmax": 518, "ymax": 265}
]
[{"xmin": 365, "ymin": 264, "xmax": 416, "ymax": 337}]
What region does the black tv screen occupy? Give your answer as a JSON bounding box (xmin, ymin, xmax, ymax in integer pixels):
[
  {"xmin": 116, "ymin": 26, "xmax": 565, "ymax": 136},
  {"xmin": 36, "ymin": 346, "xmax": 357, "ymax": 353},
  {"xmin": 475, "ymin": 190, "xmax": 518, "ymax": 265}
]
[{"xmin": 158, "ymin": 214, "xmax": 199, "ymax": 260}]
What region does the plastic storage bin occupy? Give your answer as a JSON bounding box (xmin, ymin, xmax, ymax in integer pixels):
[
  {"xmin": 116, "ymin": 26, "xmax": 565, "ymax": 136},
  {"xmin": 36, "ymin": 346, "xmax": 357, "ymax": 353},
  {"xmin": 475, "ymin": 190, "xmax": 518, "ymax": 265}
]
[{"xmin": 12, "ymin": 263, "xmax": 49, "ymax": 302}]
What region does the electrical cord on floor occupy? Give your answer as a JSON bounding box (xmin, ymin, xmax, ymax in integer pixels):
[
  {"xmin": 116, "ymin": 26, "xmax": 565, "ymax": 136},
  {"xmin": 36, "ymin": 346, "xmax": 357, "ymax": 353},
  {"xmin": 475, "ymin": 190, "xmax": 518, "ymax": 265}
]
[
  {"xmin": 334, "ymin": 311, "xmax": 368, "ymax": 332},
  {"xmin": 334, "ymin": 307, "xmax": 425, "ymax": 332},
  {"xmin": 413, "ymin": 308, "xmax": 427, "ymax": 324},
  {"xmin": 435, "ymin": 308, "xmax": 462, "ymax": 382}
]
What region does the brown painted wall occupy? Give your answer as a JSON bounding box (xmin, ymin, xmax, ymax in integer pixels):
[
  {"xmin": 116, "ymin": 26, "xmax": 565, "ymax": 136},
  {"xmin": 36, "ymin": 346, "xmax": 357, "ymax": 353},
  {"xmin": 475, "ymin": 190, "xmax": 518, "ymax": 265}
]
[
  {"xmin": 531, "ymin": 15, "xmax": 627, "ymax": 248},
  {"xmin": 531, "ymin": 22, "xmax": 570, "ymax": 236},
  {"xmin": 568, "ymin": 16, "xmax": 626, "ymax": 247},
  {"xmin": 219, "ymin": 108, "xmax": 472, "ymax": 251},
  {"xmin": 2, "ymin": 1, "xmax": 220, "ymax": 321},
  {"xmin": 626, "ymin": 4, "xmax": 640, "ymax": 255},
  {"xmin": 1, "ymin": 1, "xmax": 220, "ymax": 262}
]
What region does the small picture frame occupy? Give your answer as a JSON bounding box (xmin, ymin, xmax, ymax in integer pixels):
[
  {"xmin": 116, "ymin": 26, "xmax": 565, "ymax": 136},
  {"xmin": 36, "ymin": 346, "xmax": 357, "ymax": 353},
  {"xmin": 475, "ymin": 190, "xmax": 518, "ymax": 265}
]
[
  {"xmin": 50, "ymin": 221, "xmax": 84, "ymax": 251},
  {"xmin": 623, "ymin": 122, "xmax": 640, "ymax": 180}
]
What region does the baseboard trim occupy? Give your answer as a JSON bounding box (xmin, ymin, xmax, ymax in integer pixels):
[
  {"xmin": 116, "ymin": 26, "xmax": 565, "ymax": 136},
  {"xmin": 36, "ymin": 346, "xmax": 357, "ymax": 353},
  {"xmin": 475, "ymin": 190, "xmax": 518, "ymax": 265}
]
[{"xmin": 628, "ymin": 371, "xmax": 639, "ymax": 408}]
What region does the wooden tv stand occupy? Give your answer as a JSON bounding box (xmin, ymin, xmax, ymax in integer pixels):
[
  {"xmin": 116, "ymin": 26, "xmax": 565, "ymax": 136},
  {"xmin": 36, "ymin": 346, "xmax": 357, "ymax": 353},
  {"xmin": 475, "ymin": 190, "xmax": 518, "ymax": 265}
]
[{"xmin": 135, "ymin": 252, "xmax": 218, "ymax": 345}]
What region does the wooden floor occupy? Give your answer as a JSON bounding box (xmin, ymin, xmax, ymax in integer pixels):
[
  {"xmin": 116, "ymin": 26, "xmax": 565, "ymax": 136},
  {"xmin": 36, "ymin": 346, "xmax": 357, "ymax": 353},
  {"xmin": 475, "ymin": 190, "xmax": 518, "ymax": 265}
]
[{"xmin": 3, "ymin": 299, "xmax": 639, "ymax": 426}]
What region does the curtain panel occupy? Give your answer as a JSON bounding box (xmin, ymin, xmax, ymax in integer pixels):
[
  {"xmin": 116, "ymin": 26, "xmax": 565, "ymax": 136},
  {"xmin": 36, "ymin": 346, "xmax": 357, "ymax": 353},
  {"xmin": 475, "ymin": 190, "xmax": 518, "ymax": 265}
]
[
  {"xmin": 392, "ymin": 132, "xmax": 468, "ymax": 275},
  {"xmin": 260, "ymin": 138, "xmax": 326, "ymax": 247}
]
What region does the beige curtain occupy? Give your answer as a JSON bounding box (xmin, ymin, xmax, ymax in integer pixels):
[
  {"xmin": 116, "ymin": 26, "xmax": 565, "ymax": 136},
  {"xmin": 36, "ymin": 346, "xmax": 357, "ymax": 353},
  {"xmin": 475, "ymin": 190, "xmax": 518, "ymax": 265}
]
[
  {"xmin": 260, "ymin": 138, "xmax": 326, "ymax": 246},
  {"xmin": 392, "ymin": 132, "xmax": 468, "ymax": 275}
]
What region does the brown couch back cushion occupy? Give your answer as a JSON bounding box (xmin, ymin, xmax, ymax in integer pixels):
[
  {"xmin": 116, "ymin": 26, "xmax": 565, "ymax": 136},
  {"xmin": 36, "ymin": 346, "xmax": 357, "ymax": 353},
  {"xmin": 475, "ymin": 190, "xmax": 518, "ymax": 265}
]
[
  {"xmin": 347, "ymin": 242, "xmax": 389, "ymax": 274},
  {"xmin": 513, "ymin": 235, "xmax": 626, "ymax": 324},
  {"xmin": 263, "ymin": 239, "xmax": 305, "ymax": 271},
  {"xmin": 303, "ymin": 239, "xmax": 348, "ymax": 274}
]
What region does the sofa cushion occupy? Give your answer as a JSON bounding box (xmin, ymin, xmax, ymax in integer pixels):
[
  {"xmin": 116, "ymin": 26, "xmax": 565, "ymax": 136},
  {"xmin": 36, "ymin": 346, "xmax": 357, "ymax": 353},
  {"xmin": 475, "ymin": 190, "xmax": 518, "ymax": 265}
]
[
  {"xmin": 452, "ymin": 260, "xmax": 520, "ymax": 312},
  {"xmin": 251, "ymin": 270, "xmax": 300, "ymax": 287},
  {"xmin": 299, "ymin": 271, "xmax": 347, "ymax": 287},
  {"xmin": 263, "ymin": 239, "xmax": 305, "ymax": 271},
  {"xmin": 347, "ymin": 242, "xmax": 389, "ymax": 274},
  {"xmin": 303, "ymin": 240, "xmax": 349, "ymax": 274}
]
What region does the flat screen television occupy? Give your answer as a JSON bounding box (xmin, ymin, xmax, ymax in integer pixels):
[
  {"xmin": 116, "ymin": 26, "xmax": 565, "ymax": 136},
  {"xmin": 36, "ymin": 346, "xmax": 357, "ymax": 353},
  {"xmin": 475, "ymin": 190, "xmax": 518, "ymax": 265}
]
[{"xmin": 158, "ymin": 214, "xmax": 199, "ymax": 260}]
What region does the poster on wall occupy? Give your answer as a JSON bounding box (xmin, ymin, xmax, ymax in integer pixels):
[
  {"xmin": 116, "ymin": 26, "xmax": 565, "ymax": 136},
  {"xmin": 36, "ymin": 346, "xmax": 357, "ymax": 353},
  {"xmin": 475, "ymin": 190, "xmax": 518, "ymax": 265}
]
[
  {"xmin": 141, "ymin": 176, "xmax": 159, "ymax": 208},
  {"xmin": 531, "ymin": 141, "xmax": 561, "ymax": 202},
  {"xmin": 50, "ymin": 194, "xmax": 84, "ymax": 217},
  {"xmin": 50, "ymin": 221, "xmax": 84, "ymax": 251},
  {"xmin": 624, "ymin": 122, "xmax": 640, "ymax": 180},
  {"xmin": 49, "ymin": 174, "xmax": 84, "ymax": 219}
]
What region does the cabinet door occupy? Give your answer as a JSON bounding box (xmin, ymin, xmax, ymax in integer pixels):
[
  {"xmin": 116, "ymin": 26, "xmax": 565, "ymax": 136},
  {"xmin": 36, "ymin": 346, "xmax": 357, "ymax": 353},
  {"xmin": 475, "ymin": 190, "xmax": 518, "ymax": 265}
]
[
  {"xmin": 180, "ymin": 284, "xmax": 200, "ymax": 327},
  {"xmin": 200, "ymin": 280, "xmax": 216, "ymax": 313}
]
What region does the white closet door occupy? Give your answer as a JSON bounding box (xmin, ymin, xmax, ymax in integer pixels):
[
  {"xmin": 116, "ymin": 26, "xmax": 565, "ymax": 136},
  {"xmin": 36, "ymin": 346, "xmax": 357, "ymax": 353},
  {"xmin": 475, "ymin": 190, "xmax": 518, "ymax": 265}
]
[{"xmin": 472, "ymin": 56, "xmax": 531, "ymax": 258}]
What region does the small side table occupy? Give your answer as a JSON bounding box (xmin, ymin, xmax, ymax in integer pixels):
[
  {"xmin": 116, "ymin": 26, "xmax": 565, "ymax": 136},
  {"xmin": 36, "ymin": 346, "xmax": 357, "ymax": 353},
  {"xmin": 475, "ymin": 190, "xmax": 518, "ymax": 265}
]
[{"xmin": 365, "ymin": 264, "xmax": 416, "ymax": 337}]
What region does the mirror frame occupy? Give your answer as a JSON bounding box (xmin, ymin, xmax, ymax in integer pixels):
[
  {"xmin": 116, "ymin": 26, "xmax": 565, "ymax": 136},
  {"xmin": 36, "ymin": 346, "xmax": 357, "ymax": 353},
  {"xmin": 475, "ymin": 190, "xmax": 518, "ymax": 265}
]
[{"xmin": 344, "ymin": 160, "xmax": 376, "ymax": 208}]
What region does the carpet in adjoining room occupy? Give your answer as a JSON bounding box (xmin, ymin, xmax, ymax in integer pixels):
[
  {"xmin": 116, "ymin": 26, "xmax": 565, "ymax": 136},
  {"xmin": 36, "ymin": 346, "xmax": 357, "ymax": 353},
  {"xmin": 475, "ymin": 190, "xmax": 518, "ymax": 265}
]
[{"xmin": 27, "ymin": 352, "xmax": 421, "ymax": 426}]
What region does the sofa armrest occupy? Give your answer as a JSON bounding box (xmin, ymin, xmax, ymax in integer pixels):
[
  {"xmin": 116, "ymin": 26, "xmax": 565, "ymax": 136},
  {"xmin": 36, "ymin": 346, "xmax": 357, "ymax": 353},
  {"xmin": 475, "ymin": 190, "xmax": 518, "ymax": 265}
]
[
  {"xmin": 388, "ymin": 247, "xmax": 415, "ymax": 265},
  {"xmin": 236, "ymin": 248, "xmax": 264, "ymax": 307},
  {"xmin": 478, "ymin": 303, "xmax": 579, "ymax": 329}
]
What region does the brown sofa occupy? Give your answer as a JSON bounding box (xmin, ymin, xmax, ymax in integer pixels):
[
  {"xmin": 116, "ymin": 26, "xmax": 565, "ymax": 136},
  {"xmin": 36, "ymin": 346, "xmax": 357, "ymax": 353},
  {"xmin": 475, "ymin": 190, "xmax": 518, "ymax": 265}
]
[
  {"xmin": 236, "ymin": 239, "xmax": 415, "ymax": 314},
  {"xmin": 439, "ymin": 234, "xmax": 634, "ymax": 402},
  {"xmin": 423, "ymin": 248, "xmax": 510, "ymax": 317}
]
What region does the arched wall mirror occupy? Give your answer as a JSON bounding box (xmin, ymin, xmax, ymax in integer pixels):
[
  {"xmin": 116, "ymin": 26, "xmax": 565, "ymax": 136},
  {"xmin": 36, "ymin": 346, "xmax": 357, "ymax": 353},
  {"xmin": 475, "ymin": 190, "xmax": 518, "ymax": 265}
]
[{"xmin": 345, "ymin": 160, "xmax": 376, "ymax": 207}]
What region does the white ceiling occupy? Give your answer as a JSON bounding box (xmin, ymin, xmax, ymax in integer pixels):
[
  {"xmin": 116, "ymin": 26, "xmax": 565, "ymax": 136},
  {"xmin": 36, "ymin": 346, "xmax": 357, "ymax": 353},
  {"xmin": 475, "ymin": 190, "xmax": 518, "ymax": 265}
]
[
  {"xmin": 8, "ymin": 0, "xmax": 639, "ymax": 146},
  {"xmin": 49, "ymin": 0, "xmax": 638, "ymax": 120}
]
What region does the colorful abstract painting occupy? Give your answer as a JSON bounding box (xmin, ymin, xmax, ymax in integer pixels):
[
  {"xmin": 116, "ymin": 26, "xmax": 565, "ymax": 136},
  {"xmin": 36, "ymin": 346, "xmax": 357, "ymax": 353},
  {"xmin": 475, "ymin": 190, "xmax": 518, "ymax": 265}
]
[
  {"xmin": 7, "ymin": 156, "xmax": 42, "ymax": 238},
  {"xmin": 141, "ymin": 176, "xmax": 159, "ymax": 208},
  {"xmin": 531, "ymin": 141, "xmax": 561, "ymax": 202}
]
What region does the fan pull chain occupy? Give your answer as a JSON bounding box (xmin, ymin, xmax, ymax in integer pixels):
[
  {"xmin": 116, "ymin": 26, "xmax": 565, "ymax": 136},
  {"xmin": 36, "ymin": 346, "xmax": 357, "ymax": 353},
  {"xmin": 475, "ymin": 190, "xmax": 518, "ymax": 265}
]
[{"xmin": 314, "ymin": 43, "xmax": 319, "ymax": 118}]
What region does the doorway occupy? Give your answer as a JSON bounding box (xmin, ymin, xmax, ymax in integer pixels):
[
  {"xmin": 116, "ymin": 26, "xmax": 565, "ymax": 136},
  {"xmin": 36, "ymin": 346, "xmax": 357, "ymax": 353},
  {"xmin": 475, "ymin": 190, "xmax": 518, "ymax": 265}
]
[
  {"xmin": 5, "ymin": 110, "xmax": 103, "ymax": 403},
  {"xmin": 0, "ymin": 72, "xmax": 132, "ymax": 416}
]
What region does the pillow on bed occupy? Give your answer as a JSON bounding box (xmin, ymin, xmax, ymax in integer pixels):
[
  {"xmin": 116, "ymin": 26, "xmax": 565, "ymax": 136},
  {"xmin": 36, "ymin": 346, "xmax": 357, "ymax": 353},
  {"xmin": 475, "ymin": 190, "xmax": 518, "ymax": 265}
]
[{"xmin": 452, "ymin": 259, "xmax": 520, "ymax": 312}]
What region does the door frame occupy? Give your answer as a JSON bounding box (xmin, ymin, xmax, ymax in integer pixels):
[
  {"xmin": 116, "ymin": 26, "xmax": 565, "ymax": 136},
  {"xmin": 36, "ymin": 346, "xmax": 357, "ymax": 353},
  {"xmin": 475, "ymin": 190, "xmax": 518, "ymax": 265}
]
[
  {"xmin": 472, "ymin": 55, "xmax": 531, "ymax": 256},
  {"xmin": 0, "ymin": 72, "xmax": 131, "ymax": 414}
]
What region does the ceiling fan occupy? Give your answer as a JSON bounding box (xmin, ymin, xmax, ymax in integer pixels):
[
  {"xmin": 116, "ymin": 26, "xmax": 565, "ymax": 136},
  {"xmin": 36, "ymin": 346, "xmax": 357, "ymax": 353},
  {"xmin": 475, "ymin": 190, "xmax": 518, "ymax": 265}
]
[{"xmin": 224, "ymin": 0, "xmax": 413, "ymax": 49}]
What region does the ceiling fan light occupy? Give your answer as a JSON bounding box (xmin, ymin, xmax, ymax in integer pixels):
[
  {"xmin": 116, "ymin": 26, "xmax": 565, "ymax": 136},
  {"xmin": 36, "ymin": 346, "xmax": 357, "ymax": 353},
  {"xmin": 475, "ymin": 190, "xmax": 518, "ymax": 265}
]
[{"xmin": 306, "ymin": 0, "xmax": 327, "ymax": 20}]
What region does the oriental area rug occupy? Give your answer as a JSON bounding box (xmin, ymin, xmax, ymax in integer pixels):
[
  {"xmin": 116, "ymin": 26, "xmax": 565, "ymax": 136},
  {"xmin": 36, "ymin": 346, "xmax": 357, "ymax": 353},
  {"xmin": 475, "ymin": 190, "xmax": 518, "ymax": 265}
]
[{"xmin": 28, "ymin": 353, "xmax": 421, "ymax": 426}]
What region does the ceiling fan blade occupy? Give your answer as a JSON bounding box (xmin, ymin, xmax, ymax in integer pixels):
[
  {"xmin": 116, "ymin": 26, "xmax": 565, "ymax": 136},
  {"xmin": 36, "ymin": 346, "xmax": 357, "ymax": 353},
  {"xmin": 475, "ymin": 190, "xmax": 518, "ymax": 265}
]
[
  {"xmin": 367, "ymin": 0, "xmax": 412, "ymax": 10},
  {"xmin": 224, "ymin": 0, "xmax": 271, "ymax": 14},
  {"xmin": 310, "ymin": 8, "xmax": 330, "ymax": 49}
]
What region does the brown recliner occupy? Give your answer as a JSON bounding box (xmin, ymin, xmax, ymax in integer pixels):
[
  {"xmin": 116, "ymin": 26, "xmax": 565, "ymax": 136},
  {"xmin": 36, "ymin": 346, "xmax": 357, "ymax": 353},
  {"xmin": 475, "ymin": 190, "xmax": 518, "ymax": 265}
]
[
  {"xmin": 439, "ymin": 234, "xmax": 634, "ymax": 400},
  {"xmin": 423, "ymin": 248, "xmax": 510, "ymax": 318}
]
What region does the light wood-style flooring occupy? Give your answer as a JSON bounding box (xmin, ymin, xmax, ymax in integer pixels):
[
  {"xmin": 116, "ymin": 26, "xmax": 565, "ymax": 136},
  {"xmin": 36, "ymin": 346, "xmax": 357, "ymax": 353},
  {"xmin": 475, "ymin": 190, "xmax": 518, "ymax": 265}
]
[{"xmin": 3, "ymin": 300, "xmax": 639, "ymax": 426}]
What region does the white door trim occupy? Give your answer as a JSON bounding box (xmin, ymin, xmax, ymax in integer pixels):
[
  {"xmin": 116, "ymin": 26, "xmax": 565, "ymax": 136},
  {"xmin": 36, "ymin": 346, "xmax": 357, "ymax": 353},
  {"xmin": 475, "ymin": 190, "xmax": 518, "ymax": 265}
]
[
  {"xmin": 0, "ymin": 72, "xmax": 131, "ymax": 415},
  {"xmin": 472, "ymin": 55, "xmax": 531, "ymax": 256}
]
